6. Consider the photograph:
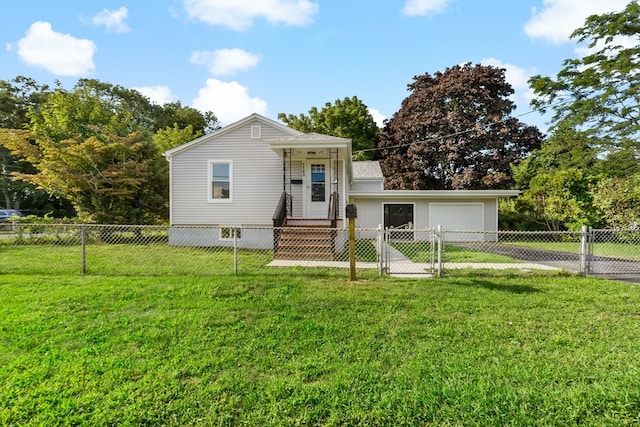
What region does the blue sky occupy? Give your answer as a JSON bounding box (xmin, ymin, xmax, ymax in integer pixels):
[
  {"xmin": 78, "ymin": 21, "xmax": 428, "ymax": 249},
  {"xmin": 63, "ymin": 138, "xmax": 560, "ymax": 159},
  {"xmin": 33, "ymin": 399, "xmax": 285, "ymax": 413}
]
[{"xmin": 0, "ymin": 0, "xmax": 631, "ymax": 130}]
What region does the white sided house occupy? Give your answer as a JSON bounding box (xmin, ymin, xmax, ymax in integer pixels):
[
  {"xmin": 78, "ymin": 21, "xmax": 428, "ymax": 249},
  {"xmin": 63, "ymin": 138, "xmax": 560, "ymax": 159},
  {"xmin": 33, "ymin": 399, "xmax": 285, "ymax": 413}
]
[{"xmin": 164, "ymin": 113, "xmax": 519, "ymax": 256}]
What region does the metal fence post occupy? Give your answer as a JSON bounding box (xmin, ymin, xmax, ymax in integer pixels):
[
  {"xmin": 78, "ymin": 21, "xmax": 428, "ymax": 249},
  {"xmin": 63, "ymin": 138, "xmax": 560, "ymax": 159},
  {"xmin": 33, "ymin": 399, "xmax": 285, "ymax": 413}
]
[
  {"xmin": 81, "ymin": 224, "xmax": 87, "ymax": 275},
  {"xmin": 580, "ymin": 225, "xmax": 588, "ymax": 276},
  {"xmin": 377, "ymin": 224, "xmax": 384, "ymax": 277},
  {"xmin": 587, "ymin": 226, "xmax": 594, "ymax": 275},
  {"xmin": 233, "ymin": 227, "xmax": 238, "ymax": 275},
  {"xmin": 437, "ymin": 225, "xmax": 443, "ymax": 278},
  {"xmin": 385, "ymin": 227, "xmax": 390, "ymax": 274},
  {"xmin": 430, "ymin": 227, "xmax": 436, "ymax": 275}
]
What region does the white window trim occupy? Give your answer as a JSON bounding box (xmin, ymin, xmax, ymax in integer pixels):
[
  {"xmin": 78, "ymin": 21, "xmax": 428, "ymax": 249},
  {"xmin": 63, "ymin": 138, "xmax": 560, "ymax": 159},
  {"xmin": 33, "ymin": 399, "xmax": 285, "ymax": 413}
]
[
  {"xmin": 251, "ymin": 125, "xmax": 261, "ymax": 139},
  {"xmin": 219, "ymin": 226, "xmax": 242, "ymax": 241},
  {"xmin": 208, "ymin": 160, "xmax": 233, "ymax": 203}
]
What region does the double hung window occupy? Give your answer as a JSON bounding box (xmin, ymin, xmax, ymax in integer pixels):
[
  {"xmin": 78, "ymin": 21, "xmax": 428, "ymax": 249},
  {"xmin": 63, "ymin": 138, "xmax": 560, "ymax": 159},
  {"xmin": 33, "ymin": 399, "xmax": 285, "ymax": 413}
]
[{"xmin": 209, "ymin": 161, "xmax": 232, "ymax": 202}]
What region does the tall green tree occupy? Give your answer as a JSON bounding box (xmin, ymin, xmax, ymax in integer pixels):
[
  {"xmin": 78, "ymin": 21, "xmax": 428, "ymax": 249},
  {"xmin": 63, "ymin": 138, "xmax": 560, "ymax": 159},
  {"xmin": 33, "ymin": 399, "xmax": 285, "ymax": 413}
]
[
  {"xmin": 153, "ymin": 101, "xmax": 220, "ymax": 134},
  {"xmin": 0, "ymin": 76, "xmax": 52, "ymax": 129},
  {"xmin": 590, "ymin": 172, "xmax": 640, "ymax": 228},
  {"xmin": 529, "ymin": 0, "xmax": 639, "ymax": 165},
  {"xmin": 0, "ymin": 77, "xmax": 72, "ymax": 214},
  {"xmin": 2, "ymin": 77, "xmax": 219, "ymax": 222},
  {"xmin": 377, "ymin": 63, "xmax": 542, "ymax": 190},
  {"xmin": 7, "ymin": 83, "xmax": 160, "ymax": 223},
  {"xmin": 278, "ymin": 96, "xmax": 380, "ymax": 159},
  {"xmin": 511, "ymin": 123, "xmax": 598, "ymax": 190},
  {"xmin": 515, "ymin": 168, "xmax": 599, "ymax": 231}
]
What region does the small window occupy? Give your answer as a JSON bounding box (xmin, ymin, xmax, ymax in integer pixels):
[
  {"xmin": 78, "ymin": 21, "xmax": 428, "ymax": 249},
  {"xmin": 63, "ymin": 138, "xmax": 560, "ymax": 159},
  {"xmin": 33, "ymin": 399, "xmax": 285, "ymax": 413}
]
[
  {"xmin": 251, "ymin": 125, "xmax": 261, "ymax": 139},
  {"xmin": 209, "ymin": 161, "xmax": 233, "ymax": 202},
  {"xmin": 220, "ymin": 227, "xmax": 241, "ymax": 240}
]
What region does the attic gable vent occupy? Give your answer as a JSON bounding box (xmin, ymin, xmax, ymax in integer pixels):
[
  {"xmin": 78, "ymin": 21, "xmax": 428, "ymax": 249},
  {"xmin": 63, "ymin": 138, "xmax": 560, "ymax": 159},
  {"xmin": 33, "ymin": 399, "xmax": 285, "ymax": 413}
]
[{"xmin": 251, "ymin": 125, "xmax": 261, "ymax": 139}]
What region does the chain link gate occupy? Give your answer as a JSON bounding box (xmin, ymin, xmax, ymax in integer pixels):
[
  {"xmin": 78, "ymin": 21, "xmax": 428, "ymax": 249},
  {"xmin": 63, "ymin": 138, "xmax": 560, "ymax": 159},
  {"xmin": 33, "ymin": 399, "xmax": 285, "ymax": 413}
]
[
  {"xmin": 381, "ymin": 227, "xmax": 436, "ymax": 276},
  {"xmin": 587, "ymin": 228, "xmax": 640, "ymax": 278}
]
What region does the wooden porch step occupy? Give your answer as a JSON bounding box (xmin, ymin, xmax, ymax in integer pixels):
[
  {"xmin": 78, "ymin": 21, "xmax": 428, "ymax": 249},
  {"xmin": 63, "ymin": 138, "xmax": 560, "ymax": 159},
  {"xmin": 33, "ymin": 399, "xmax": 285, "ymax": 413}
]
[
  {"xmin": 274, "ymin": 220, "xmax": 335, "ymax": 260},
  {"xmin": 275, "ymin": 251, "xmax": 335, "ymax": 261},
  {"xmin": 285, "ymin": 218, "xmax": 332, "ymax": 227}
]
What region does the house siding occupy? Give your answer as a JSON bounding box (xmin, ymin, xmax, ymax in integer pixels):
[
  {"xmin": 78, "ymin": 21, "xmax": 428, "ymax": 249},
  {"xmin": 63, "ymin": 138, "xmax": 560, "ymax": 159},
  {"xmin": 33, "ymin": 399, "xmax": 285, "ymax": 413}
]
[
  {"xmin": 349, "ymin": 179, "xmax": 383, "ymax": 192},
  {"xmin": 351, "ymin": 197, "xmax": 499, "ymax": 231},
  {"xmin": 170, "ymin": 119, "xmax": 291, "ymax": 226}
]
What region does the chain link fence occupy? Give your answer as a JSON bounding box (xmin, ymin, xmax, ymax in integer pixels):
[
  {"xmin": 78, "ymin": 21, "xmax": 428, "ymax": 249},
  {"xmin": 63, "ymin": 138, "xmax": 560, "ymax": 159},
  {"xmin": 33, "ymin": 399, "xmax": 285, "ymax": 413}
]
[
  {"xmin": 439, "ymin": 227, "xmax": 639, "ymax": 278},
  {"xmin": 1, "ymin": 223, "xmax": 638, "ymax": 279},
  {"xmin": 0, "ymin": 224, "xmax": 382, "ymax": 277}
]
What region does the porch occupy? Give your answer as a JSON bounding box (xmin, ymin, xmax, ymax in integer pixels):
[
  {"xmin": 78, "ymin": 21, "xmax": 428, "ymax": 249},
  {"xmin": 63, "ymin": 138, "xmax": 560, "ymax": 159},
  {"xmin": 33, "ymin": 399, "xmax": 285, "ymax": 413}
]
[{"xmin": 268, "ymin": 135, "xmax": 352, "ymax": 260}]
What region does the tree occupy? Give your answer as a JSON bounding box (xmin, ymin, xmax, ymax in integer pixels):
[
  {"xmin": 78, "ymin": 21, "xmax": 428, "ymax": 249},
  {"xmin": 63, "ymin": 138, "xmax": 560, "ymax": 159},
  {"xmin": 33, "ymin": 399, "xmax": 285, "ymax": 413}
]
[
  {"xmin": 516, "ymin": 168, "xmax": 599, "ymax": 231},
  {"xmin": 591, "ymin": 172, "xmax": 640, "ymax": 228},
  {"xmin": 0, "ymin": 76, "xmax": 52, "ymax": 129},
  {"xmin": 0, "ymin": 77, "xmax": 73, "ymax": 214},
  {"xmin": 506, "ymin": 124, "xmax": 602, "ymax": 230},
  {"xmin": 377, "ymin": 63, "xmax": 543, "ymax": 190},
  {"xmin": 153, "ymin": 101, "xmax": 220, "ymax": 134},
  {"xmin": 278, "ymin": 96, "xmax": 380, "ymax": 159},
  {"xmin": 1, "ymin": 76, "xmax": 219, "ymax": 220},
  {"xmin": 511, "ymin": 123, "xmax": 598, "ymax": 190},
  {"xmin": 529, "ymin": 1, "xmax": 640, "ymax": 159},
  {"xmin": 7, "ymin": 83, "xmax": 161, "ymax": 223},
  {"xmin": 153, "ymin": 124, "xmax": 203, "ymax": 153}
]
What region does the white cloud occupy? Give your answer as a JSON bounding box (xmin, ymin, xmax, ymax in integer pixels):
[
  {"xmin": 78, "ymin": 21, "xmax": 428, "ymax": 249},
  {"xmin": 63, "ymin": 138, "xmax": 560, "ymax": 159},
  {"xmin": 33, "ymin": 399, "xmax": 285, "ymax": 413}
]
[
  {"xmin": 93, "ymin": 7, "xmax": 131, "ymax": 33},
  {"xmin": 524, "ymin": 0, "xmax": 628, "ymax": 44},
  {"xmin": 190, "ymin": 48, "xmax": 262, "ymax": 76},
  {"xmin": 481, "ymin": 58, "xmax": 533, "ymax": 91},
  {"xmin": 192, "ymin": 79, "xmax": 267, "ymax": 125},
  {"xmin": 402, "ymin": 0, "xmax": 452, "ymax": 16},
  {"xmin": 574, "ymin": 34, "xmax": 637, "ymax": 58},
  {"xmin": 13, "ymin": 21, "xmax": 96, "ymax": 76},
  {"xmin": 133, "ymin": 86, "xmax": 175, "ymax": 105},
  {"xmin": 481, "ymin": 58, "xmax": 537, "ymax": 107},
  {"xmin": 369, "ymin": 108, "xmax": 387, "ymax": 128},
  {"xmin": 183, "ymin": 0, "xmax": 319, "ymax": 31}
]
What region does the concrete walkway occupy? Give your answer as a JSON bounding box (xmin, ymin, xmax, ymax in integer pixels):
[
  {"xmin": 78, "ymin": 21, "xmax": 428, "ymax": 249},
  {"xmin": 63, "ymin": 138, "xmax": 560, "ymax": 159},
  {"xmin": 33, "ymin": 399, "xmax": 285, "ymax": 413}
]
[
  {"xmin": 268, "ymin": 244, "xmax": 434, "ymax": 278},
  {"xmin": 383, "ymin": 244, "xmax": 434, "ymax": 278},
  {"xmin": 268, "ymin": 243, "xmax": 561, "ymax": 278}
]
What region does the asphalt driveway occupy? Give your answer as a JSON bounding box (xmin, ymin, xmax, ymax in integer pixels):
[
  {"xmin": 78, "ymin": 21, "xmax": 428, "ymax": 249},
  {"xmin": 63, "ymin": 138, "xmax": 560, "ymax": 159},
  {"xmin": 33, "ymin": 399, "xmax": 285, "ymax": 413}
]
[{"xmin": 451, "ymin": 242, "xmax": 640, "ymax": 284}]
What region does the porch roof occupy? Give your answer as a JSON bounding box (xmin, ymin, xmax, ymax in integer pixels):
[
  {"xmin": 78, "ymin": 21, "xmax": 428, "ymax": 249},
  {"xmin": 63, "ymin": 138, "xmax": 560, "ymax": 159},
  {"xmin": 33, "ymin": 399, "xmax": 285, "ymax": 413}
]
[
  {"xmin": 267, "ymin": 133, "xmax": 353, "ymax": 180},
  {"xmin": 266, "ymin": 133, "xmax": 351, "ymax": 150}
]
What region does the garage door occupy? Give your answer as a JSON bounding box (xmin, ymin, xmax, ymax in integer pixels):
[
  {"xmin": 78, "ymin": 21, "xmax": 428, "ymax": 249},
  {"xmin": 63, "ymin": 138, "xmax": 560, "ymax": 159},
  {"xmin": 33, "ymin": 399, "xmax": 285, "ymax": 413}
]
[{"xmin": 429, "ymin": 203, "xmax": 484, "ymax": 241}]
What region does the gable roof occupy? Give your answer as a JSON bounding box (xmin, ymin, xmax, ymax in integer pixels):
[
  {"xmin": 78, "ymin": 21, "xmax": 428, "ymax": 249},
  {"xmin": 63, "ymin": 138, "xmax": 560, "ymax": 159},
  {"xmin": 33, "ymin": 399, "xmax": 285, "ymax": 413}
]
[
  {"xmin": 352, "ymin": 161, "xmax": 383, "ymax": 179},
  {"xmin": 164, "ymin": 113, "xmax": 304, "ymax": 159}
]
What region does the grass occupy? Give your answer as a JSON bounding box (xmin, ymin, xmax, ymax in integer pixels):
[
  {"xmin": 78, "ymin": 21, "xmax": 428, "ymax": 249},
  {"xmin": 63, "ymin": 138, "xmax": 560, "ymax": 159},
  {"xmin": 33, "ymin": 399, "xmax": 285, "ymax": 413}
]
[
  {"xmin": 392, "ymin": 241, "xmax": 520, "ymax": 263},
  {"xmin": 337, "ymin": 239, "xmax": 379, "ymax": 262},
  {"xmin": 2, "ymin": 270, "xmax": 639, "ymax": 425},
  {"xmin": 1, "ymin": 240, "xmax": 379, "ymax": 277},
  {"xmin": 0, "ymin": 243, "xmax": 274, "ymax": 276}
]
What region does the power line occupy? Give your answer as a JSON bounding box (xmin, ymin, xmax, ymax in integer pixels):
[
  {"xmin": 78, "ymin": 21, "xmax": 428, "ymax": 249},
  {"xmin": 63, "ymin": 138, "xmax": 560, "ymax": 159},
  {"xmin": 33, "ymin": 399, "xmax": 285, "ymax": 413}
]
[{"xmin": 353, "ymin": 101, "xmax": 565, "ymax": 155}]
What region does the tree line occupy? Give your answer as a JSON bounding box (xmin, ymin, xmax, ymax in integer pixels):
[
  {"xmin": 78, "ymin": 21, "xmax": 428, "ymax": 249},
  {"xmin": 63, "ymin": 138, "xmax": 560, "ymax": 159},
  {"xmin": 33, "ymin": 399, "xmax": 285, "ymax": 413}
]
[
  {"xmin": 1, "ymin": 2, "xmax": 638, "ymax": 228},
  {"xmin": 0, "ymin": 77, "xmax": 218, "ymax": 223}
]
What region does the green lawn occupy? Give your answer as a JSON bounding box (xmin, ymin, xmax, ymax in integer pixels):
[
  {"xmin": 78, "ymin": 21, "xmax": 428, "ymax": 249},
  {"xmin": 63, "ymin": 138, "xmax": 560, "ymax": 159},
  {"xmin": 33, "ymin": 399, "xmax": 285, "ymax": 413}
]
[
  {"xmin": 2, "ymin": 271, "xmax": 639, "ymax": 425},
  {"xmin": 0, "ymin": 243, "xmax": 273, "ymax": 276},
  {"xmin": 392, "ymin": 241, "xmax": 520, "ymax": 263}
]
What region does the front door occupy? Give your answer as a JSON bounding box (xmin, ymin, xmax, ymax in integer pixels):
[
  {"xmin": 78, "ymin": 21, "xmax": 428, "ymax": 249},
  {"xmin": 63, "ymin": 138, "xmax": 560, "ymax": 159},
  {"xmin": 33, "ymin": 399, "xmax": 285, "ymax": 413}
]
[
  {"xmin": 384, "ymin": 204, "xmax": 414, "ymax": 239},
  {"xmin": 304, "ymin": 160, "xmax": 329, "ymax": 218}
]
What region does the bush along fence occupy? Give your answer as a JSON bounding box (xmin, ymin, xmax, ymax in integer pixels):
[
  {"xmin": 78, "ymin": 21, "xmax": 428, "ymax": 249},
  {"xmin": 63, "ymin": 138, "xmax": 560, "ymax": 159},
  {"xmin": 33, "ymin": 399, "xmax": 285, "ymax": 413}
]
[{"xmin": 1, "ymin": 223, "xmax": 638, "ymax": 278}]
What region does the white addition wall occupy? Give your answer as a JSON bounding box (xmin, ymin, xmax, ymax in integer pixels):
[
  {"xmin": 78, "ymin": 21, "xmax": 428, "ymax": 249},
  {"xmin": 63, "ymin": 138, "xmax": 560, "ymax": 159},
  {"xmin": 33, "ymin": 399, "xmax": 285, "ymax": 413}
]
[
  {"xmin": 349, "ymin": 196, "xmax": 500, "ymax": 241},
  {"xmin": 429, "ymin": 202, "xmax": 484, "ymax": 241}
]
